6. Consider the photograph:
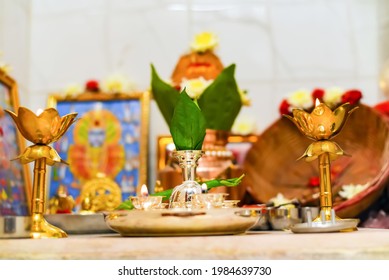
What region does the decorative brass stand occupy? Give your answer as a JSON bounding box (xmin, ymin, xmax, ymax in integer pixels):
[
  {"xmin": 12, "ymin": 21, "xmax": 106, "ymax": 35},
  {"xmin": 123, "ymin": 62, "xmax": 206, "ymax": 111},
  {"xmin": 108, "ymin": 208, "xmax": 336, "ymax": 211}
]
[
  {"xmin": 318, "ymin": 152, "xmax": 333, "ymax": 221},
  {"xmin": 285, "ymin": 100, "xmax": 359, "ymax": 233},
  {"xmin": 5, "ymin": 107, "xmax": 77, "ymax": 238}
]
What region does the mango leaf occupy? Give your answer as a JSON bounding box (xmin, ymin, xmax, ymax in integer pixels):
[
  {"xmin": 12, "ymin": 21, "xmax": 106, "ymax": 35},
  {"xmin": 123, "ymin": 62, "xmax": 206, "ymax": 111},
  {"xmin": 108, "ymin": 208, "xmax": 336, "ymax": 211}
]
[
  {"xmin": 150, "ymin": 64, "xmax": 179, "ymax": 127},
  {"xmin": 170, "ymin": 90, "xmax": 206, "ymax": 150},
  {"xmin": 116, "ymin": 200, "xmax": 134, "ymax": 210},
  {"xmin": 197, "ymin": 64, "xmax": 242, "ymax": 131}
]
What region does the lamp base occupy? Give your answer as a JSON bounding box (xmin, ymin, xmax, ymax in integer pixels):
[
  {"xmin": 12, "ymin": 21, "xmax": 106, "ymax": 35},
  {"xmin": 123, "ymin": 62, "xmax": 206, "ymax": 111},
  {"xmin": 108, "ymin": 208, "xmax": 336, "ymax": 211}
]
[
  {"xmin": 290, "ymin": 218, "xmax": 359, "ymax": 233},
  {"xmin": 30, "ymin": 213, "xmax": 68, "ymax": 238}
]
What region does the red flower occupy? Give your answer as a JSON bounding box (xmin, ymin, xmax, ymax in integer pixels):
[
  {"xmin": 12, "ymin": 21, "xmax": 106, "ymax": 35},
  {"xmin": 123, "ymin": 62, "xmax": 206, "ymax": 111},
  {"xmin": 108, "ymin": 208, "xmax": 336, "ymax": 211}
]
[
  {"xmin": 279, "ymin": 87, "xmax": 363, "ymax": 117},
  {"xmin": 374, "ymin": 101, "xmax": 389, "ymax": 116},
  {"xmin": 312, "ymin": 88, "xmax": 325, "ymax": 102},
  {"xmin": 308, "ymin": 176, "xmax": 320, "ymax": 188},
  {"xmin": 341, "ymin": 89, "xmax": 362, "ymax": 105},
  {"xmin": 56, "ymin": 209, "xmax": 72, "ymax": 214},
  {"xmin": 279, "ymin": 99, "xmax": 290, "ymax": 115},
  {"xmin": 85, "ymin": 80, "xmax": 99, "ymax": 92}
]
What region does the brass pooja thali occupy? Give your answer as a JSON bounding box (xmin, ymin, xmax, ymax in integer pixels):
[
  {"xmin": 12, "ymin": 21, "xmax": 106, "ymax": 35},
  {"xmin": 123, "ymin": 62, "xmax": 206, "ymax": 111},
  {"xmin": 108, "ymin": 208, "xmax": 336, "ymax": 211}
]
[{"xmin": 104, "ymin": 208, "xmax": 261, "ymax": 237}]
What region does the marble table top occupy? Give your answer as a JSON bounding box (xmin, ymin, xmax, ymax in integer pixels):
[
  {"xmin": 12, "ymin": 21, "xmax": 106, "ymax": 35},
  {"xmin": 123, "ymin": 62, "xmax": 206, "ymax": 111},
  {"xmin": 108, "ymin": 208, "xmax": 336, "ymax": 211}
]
[{"xmin": 1, "ymin": 228, "xmax": 389, "ymax": 260}]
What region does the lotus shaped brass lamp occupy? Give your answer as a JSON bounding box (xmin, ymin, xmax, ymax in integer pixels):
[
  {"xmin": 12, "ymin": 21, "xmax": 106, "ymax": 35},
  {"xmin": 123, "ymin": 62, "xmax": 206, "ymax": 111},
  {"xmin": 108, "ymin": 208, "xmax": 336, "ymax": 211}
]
[
  {"xmin": 284, "ymin": 100, "xmax": 359, "ymax": 233},
  {"xmin": 5, "ymin": 107, "xmax": 77, "ymax": 238}
]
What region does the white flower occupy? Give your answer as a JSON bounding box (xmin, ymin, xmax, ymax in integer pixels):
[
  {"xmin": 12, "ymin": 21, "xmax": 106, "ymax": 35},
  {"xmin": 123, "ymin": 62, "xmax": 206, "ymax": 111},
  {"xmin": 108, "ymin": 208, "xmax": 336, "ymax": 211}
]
[
  {"xmin": 0, "ymin": 62, "xmax": 12, "ymax": 74},
  {"xmin": 323, "ymin": 87, "xmax": 343, "ymax": 107},
  {"xmin": 164, "ymin": 79, "xmax": 175, "ymax": 86},
  {"xmin": 231, "ymin": 115, "xmax": 256, "ymax": 135},
  {"xmin": 239, "ymin": 89, "xmax": 250, "ymax": 106},
  {"xmin": 269, "ymin": 193, "xmax": 295, "ymax": 208},
  {"xmin": 286, "ymin": 89, "xmax": 313, "ymax": 109},
  {"xmin": 63, "ymin": 83, "xmax": 82, "ymax": 97},
  {"xmin": 180, "ymin": 77, "xmax": 213, "ymax": 99},
  {"xmin": 102, "ymin": 73, "xmax": 136, "ymax": 94},
  {"xmin": 338, "ymin": 183, "xmax": 369, "ymax": 200},
  {"xmin": 190, "ymin": 32, "xmax": 219, "ymax": 53}
]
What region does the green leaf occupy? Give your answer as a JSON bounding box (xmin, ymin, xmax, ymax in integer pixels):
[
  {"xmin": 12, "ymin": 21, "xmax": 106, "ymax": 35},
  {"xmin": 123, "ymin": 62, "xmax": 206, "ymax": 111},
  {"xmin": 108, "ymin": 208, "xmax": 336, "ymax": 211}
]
[
  {"xmin": 152, "ymin": 174, "xmax": 244, "ymax": 200},
  {"xmin": 150, "ymin": 64, "xmax": 179, "ymax": 127},
  {"xmin": 116, "ymin": 200, "xmax": 134, "ymax": 210},
  {"xmin": 201, "ymin": 174, "xmax": 245, "ymax": 189},
  {"xmin": 197, "ymin": 64, "xmax": 242, "ymax": 131},
  {"xmin": 170, "ymin": 90, "xmax": 206, "ymax": 150}
]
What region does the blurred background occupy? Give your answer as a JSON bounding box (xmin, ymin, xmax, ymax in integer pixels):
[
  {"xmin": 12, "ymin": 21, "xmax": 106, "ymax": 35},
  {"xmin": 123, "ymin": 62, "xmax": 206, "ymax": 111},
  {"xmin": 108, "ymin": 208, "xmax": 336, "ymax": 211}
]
[{"xmin": 1, "ymin": 0, "xmax": 389, "ymax": 186}]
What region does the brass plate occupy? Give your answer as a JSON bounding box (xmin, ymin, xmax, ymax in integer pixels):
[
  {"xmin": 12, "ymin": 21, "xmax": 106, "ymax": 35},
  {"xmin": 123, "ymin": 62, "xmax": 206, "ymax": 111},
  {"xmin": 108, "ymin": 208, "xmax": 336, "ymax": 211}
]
[
  {"xmin": 44, "ymin": 213, "xmax": 113, "ymax": 234},
  {"xmin": 105, "ymin": 208, "xmax": 261, "ymax": 237}
]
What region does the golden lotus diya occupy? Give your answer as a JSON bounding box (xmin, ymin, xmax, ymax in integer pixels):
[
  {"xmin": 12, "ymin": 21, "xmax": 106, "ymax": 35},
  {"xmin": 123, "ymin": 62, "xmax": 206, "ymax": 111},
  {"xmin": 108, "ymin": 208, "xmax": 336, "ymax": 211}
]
[
  {"xmin": 5, "ymin": 107, "xmax": 77, "ymax": 238},
  {"xmin": 284, "ymin": 99, "xmax": 360, "ymax": 233}
]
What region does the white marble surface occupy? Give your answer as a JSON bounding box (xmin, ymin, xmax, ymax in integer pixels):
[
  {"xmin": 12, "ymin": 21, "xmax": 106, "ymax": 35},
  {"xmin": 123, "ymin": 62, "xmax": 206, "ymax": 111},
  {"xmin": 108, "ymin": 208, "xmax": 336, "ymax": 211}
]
[
  {"xmin": 1, "ymin": 228, "xmax": 389, "ymax": 259},
  {"xmin": 0, "ymin": 0, "xmax": 389, "ymax": 187}
]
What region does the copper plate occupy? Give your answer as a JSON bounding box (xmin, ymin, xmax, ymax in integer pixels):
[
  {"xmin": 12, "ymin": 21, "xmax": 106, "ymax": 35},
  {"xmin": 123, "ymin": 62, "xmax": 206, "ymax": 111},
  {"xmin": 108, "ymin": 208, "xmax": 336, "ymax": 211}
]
[{"xmin": 243, "ymin": 104, "xmax": 389, "ymax": 218}]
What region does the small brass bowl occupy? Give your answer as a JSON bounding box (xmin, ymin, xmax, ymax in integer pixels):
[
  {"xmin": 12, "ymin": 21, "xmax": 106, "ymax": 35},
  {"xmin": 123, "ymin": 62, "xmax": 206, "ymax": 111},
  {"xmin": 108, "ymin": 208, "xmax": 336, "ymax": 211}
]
[
  {"xmin": 130, "ymin": 196, "xmax": 164, "ymax": 210},
  {"xmin": 192, "ymin": 193, "xmax": 229, "ymax": 208}
]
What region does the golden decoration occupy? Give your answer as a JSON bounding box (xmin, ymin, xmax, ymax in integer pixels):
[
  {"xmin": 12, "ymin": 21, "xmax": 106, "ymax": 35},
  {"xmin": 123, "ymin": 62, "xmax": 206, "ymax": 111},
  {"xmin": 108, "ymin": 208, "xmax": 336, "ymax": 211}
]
[
  {"xmin": 48, "ymin": 185, "xmax": 75, "ymax": 214},
  {"xmin": 6, "ymin": 107, "xmax": 77, "ymax": 144},
  {"xmin": 80, "ymin": 176, "xmax": 122, "ymax": 213},
  {"xmin": 5, "ymin": 107, "xmax": 77, "ymax": 238},
  {"xmin": 284, "ymin": 101, "xmax": 357, "ymax": 141},
  {"xmin": 285, "ymin": 100, "xmax": 359, "ymax": 232}
]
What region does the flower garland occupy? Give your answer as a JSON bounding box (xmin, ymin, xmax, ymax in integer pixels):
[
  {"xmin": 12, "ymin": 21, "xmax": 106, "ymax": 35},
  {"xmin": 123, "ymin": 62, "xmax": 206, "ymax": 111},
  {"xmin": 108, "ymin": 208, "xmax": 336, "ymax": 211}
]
[
  {"xmin": 279, "ymin": 87, "xmax": 362, "ymax": 115},
  {"xmin": 63, "ymin": 73, "xmax": 135, "ymax": 97},
  {"xmin": 174, "ymin": 76, "xmax": 250, "ymax": 106}
]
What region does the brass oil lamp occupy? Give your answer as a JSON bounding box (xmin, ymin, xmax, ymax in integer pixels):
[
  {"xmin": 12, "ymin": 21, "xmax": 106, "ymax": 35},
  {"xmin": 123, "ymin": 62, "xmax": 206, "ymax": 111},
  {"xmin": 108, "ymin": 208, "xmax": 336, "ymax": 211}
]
[
  {"xmin": 5, "ymin": 107, "xmax": 77, "ymax": 238},
  {"xmin": 284, "ymin": 99, "xmax": 359, "ymax": 232}
]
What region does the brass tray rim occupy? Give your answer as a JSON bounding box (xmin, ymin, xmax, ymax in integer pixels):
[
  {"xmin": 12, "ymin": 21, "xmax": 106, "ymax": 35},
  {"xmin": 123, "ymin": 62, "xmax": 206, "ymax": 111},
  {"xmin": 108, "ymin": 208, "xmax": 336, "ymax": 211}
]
[{"xmin": 105, "ymin": 208, "xmax": 261, "ymax": 237}]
